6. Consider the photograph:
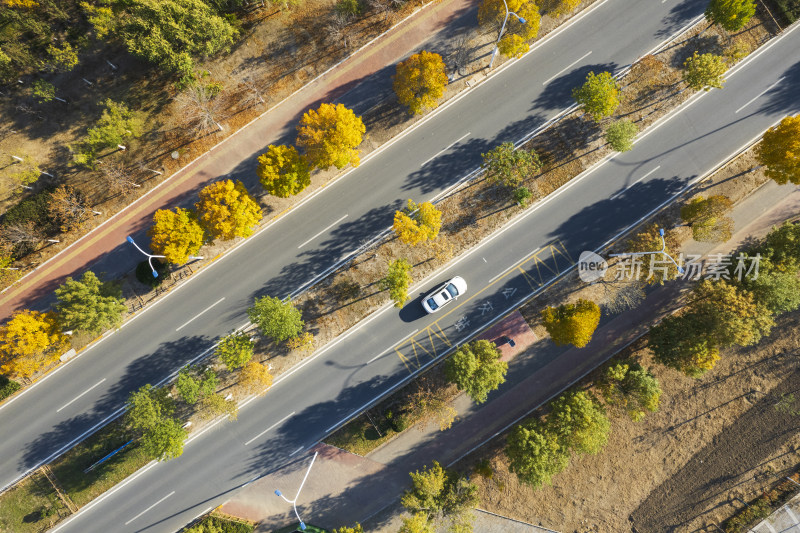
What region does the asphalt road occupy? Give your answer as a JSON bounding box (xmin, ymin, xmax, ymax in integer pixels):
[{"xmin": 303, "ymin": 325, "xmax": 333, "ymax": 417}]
[
  {"xmin": 0, "ymin": 0, "xmax": 710, "ymax": 494},
  {"xmin": 48, "ymin": 19, "xmax": 800, "ymax": 533}
]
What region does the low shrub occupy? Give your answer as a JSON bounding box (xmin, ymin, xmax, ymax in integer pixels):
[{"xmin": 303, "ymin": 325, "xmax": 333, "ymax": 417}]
[
  {"xmin": 335, "ymin": 0, "xmax": 362, "ymax": 16},
  {"xmin": 135, "ymin": 259, "xmax": 168, "ymax": 288},
  {"xmin": 2, "ymin": 188, "xmax": 55, "ymax": 232},
  {"xmin": 0, "ymin": 376, "xmax": 21, "ymax": 402}
]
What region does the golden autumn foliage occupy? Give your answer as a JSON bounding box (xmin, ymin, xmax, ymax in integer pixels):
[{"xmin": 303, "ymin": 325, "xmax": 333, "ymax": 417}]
[
  {"xmin": 239, "ymin": 361, "xmax": 273, "ymax": 396},
  {"xmin": 256, "ymin": 144, "xmax": 311, "ymax": 198},
  {"xmin": 2, "ymin": 0, "xmax": 39, "ymax": 7},
  {"xmin": 0, "ymin": 310, "xmax": 67, "ymax": 378},
  {"xmin": 148, "ymin": 207, "xmax": 204, "ymax": 265},
  {"xmin": 478, "ymin": 0, "xmax": 541, "ymax": 40},
  {"xmin": 392, "ymin": 200, "xmax": 442, "ymax": 246},
  {"xmin": 541, "ymin": 299, "xmax": 601, "ymax": 348},
  {"xmin": 393, "ymin": 51, "xmax": 448, "ymax": 115},
  {"xmin": 296, "ymin": 103, "xmax": 365, "ymax": 170},
  {"xmin": 758, "ymin": 114, "xmax": 800, "ymax": 185},
  {"xmin": 498, "ymin": 33, "xmax": 529, "ymax": 59},
  {"xmin": 195, "ymin": 179, "xmax": 262, "ymax": 241}
]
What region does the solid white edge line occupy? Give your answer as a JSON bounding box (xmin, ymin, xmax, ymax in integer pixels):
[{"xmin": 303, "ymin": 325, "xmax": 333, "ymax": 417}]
[
  {"xmin": 243, "ymin": 411, "xmax": 296, "ymax": 446},
  {"xmin": 56, "ymin": 379, "xmax": 107, "ymax": 413},
  {"xmin": 175, "ymin": 297, "xmax": 225, "ymax": 332},
  {"xmin": 297, "ymin": 214, "xmax": 349, "ymax": 249},
  {"xmin": 124, "ymin": 490, "xmax": 176, "ymax": 525},
  {"xmin": 734, "ymin": 76, "xmax": 785, "ymax": 114},
  {"xmin": 420, "ymin": 131, "xmax": 471, "ymax": 167},
  {"xmin": 542, "ymin": 50, "xmax": 592, "ymax": 85},
  {"xmin": 289, "ymin": 446, "xmax": 305, "ymax": 456},
  {"xmin": 367, "ymin": 329, "xmax": 419, "ymax": 364}
]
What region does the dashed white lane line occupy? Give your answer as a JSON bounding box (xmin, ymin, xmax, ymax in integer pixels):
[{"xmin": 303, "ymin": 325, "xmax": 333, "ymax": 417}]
[
  {"xmin": 124, "ymin": 491, "xmax": 175, "ymax": 525},
  {"xmin": 420, "ymin": 132, "xmax": 471, "ymax": 167},
  {"xmin": 175, "ymin": 297, "xmax": 225, "ymax": 332},
  {"xmin": 735, "ymin": 76, "xmax": 785, "ymax": 113},
  {"xmin": 367, "ymin": 329, "xmax": 419, "ymax": 364},
  {"xmin": 244, "ymin": 411, "xmax": 296, "ymax": 446},
  {"xmin": 542, "ymin": 50, "xmax": 593, "ymax": 85},
  {"xmin": 297, "ymin": 214, "xmax": 349, "ymax": 249},
  {"xmin": 56, "ymin": 379, "xmax": 106, "ymax": 413},
  {"xmin": 609, "ymin": 165, "xmax": 662, "ymax": 200}
]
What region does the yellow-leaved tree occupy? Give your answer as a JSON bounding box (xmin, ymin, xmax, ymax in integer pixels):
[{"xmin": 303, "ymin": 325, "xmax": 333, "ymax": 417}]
[
  {"xmin": 148, "ymin": 207, "xmax": 205, "ymax": 265},
  {"xmin": 195, "ymin": 179, "xmax": 262, "ymax": 241},
  {"xmin": 296, "ymin": 103, "xmax": 366, "ymax": 170},
  {"xmin": 256, "ymin": 144, "xmax": 311, "ymax": 198},
  {"xmin": 478, "ymin": 0, "xmax": 541, "ymax": 43},
  {"xmin": 0, "ymin": 310, "xmax": 67, "ymax": 379},
  {"xmin": 541, "ymin": 299, "xmax": 601, "ymax": 348},
  {"xmin": 239, "ymin": 361, "xmax": 273, "ymax": 396},
  {"xmin": 392, "ymin": 199, "xmax": 442, "ymax": 246},
  {"xmin": 393, "ymin": 51, "xmax": 449, "ymax": 115},
  {"xmin": 758, "ymin": 114, "xmax": 800, "ymax": 185}
]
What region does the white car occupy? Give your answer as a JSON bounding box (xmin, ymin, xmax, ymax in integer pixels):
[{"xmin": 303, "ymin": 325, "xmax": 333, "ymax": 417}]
[{"xmin": 422, "ymin": 276, "xmax": 467, "ymax": 314}]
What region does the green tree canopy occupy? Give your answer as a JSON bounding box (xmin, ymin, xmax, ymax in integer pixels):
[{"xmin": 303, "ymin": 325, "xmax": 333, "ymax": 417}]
[
  {"xmin": 248, "ymin": 296, "xmax": 304, "ymax": 342},
  {"xmin": 140, "ymin": 417, "xmax": 187, "ymax": 461},
  {"xmin": 683, "ymin": 51, "xmax": 727, "ymax": 91},
  {"xmin": 82, "ymin": 0, "xmax": 238, "ymax": 76},
  {"xmin": 541, "ymin": 299, "xmax": 601, "ymax": 348},
  {"xmin": 256, "ymin": 144, "xmax": 311, "ymax": 198},
  {"xmin": 762, "ymin": 221, "xmax": 800, "ymax": 266},
  {"xmin": 736, "ymin": 256, "xmax": 800, "ymax": 315},
  {"xmin": 547, "ymin": 390, "xmax": 610, "ymax": 455},
  {"xmin": 599, "ymin": 362, "xmax": 661, "ymax": 421},
  {"xmin": 126, "ymin": 384, "xmax": 174, "ymax": 433},
  {"xmin": 689, "ymin": 279, "xmax": 774, "ymax": 348},
  {"xmin": 444, "ymin": 339, "xmax": 508, "ymax": 404},
  {"xmin": 481, "ymin": 142, "xmax": 542, "ymax": 188},
  {"xmin": 649, "ymin": 314, "xmax": 720, "ymax": 377},
  {"xmin": 215, "ymin": 332, "xmax": 254, "ymax": 370},
  {"xmin": 401, "ymin": 461, "xmax": 478, "ymax": 530},
  {"xmin": 572, "ymin": 71, "xmax": 621, "ymax": 121},
  {"xmin": 380, "ymin": 258, "xmax": 413, "ymax": 308},
  {"xmin": 55, "ymin": 270, "xmax": 126, "ymax": 334},
  {"xmin": 505, "ymin": 418, "xmax": 569, "ymax": 488},
  {"xmin": 605, "ymin": 119, "xmax": 638, "ymax": 152},
  {"xmin": 705, "ymin": 0, "xmax": 756, "ymax": 31},
  {"xmin": 75, "ymin": 99, "xmax": 144, "ymax": 166}
]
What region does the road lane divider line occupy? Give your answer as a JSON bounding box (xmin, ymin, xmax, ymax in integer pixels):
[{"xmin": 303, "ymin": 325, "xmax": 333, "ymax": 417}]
[
  {"xmin": 421, "ymin": 132, "xmax": 471, "ymax": 167},
  {"xmin": 124, "ymin": 490, "xmax": 175, "ymax": 525},
  {"xmin": 297, "ymin": 214, "xmax": 349, "ymax": 249},
  {"xmin": 735, "ymin": 76, "xmax": 785, "ymax": 113},
  {"xmin": 244, "ymin": 411, "xmax": 296, "ymax": 446},
  {"xmin": 367, "ymin": 329, "xmax": 419, "ymax": 364},
  {"xmin": 56, "ymin": 379, "xmax": 107, "ymax": 413},
  {"xmin": 542, "ymin": 50, "xmax": 592, "ymax": 85},
  {"xmin": 175, "ymin": 297, "xmax": 225, "ymax": 332},
  {"xmin": 609, "ymin": 165, "xmax": 662, "ymax": 200}
]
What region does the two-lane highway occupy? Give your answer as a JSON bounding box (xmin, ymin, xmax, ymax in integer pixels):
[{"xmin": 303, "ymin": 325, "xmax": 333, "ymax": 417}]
[
  {"xmin": 52, "ymin": 19, "xmax": 800, "ymax": 533},
  {"xmin": 0, "ymin": 0, "xmax": 709, "ymax": 494}
]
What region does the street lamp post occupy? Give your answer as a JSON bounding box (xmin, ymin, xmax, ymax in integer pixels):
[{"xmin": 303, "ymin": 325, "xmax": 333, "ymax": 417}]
[
  {"xmin": 488, "ymin": 0, "xmax": 526, "ymax": 69},
  {"xmin": 126, "ymin": 235, "xmax": 203, "ymax": 278},
  {"xmin": 274, "ymin": 451, "xmax": 319, "ymax": 531}
]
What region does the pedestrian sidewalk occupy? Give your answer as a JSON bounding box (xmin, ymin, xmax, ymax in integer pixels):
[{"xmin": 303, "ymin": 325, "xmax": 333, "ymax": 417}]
[
  {"xmin": 217, "ymin": 183, "xmax": 800, "ymax": 532},
  {"xmin": 0, "ymin": 0, "xmax": 475, "ymax": 318}
]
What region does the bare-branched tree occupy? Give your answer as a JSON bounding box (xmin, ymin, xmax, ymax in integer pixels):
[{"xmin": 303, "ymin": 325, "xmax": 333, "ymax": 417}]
[
  {"xmin": 98, "ymin": 160, "xmax": 141, "ymax": 196},
  {"xmin": 48, "ymin": 184, "xmax": 90, "ymax": 231},
  {"xmin": 175, "ymin": 85, "xmax": 227, "ymax": 133},
  {"xmin": 326, "ymin": 12, "xmax": 352, "ymax": 50},
  {"xmin": 1, "ymin": 221, "xmax": 42, "ymax": 245},
  {"xmin": 367, "ymin": 0, "xmax": 392, "ymax": 21},
  {"xmin": 236, "ymin": 72, "xmax": 266, "ymax": 108}
]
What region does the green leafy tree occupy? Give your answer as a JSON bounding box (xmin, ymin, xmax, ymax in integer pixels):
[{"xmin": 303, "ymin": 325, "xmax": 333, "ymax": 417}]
[
  {"xmin": 256, "ymin": 145, "xmax": 311, "ymax": 198},
  {"xmin": 248, "ymin": 296, "xmax": 304, "ymax": 342},
  {"xmin": 32, "ymin": 80, "xmax": 55, "ymax": 102},
  {"xmin": 380, "ymin": 258, "xmax": 413, "ymax": 308},
  {"xmin": 547, "ymin": 390, "xmax": 610, "ymax": 455},
  {"xmin": 195, "ymin": 179, "xmax": 262, "ymax": 240},
  {"xmin": 141, "ymin": 417, "xmax": 187, "ymax": 461},
  {"xmin": 599, "ymin": 362, "xmax": 661, "ymax": 421},
  {"xmin": 445, "ymin": 339, "xmax": 508, "ymax": 404},
  {"xmin": 82, "ymin": 0, "xmax": 238, "ymax": 76},
  {"xmin": 393, "ymin": 51, "xmax": 449, "ymax": 115},
  {"xmin": 392, "ymin": 199, "xmax": 442, "ymax": 246},
  {"xmin": 505, "ymin": 419, "xmax": 569, "ymax": 488},
  {"xmin": 54, "ymin": 271, "xmax": 126, "ymax": 334},
  {"xmin": 296, "ymin": 102, "xmax": 366, "ymax": 169},
  {"xmin": 680, "ymin": 194, "xmax": 734, "ymax": 242},
  {"xmin": 401, "ymin": 461, "xmax": 478, "ymax": 532},
  {"xmin": 175, "ymin": 368, "xmax": 201, "ymax": 404},
  {"xmin": 572, "ymin": 71, "xmax": 621, "ymax": 121},
  {"xmin": 47, "ymin": 42, "xmax": 79, "ymax": 71},
  {"xmin": 333, "ymin": 524, "xmax": 364, "ymax": 533},
  {"xmin": 126, "ymin": 384, "xmax": 174, "ymax": 433},
  {"xmin": 605, "ymin": 120, "xmax": 638, "ymax": 152},
  {"xmin": 75, "ymin": 99, "xmax": 144, "ymax": 166},
  {"xmin": 757, "ymin": 114, "xmax": 800, "ymax": 185},
  {"xmin": 541, "ymin": 299, "xmax": 601, "ymax": 348},
  {"xmin": 216, "ymin": 332, "xmax": 254, "ymax": 370},
  {"xmin": 649, "ymin": 314, "xmax": 721, "ymax": 377},
  {"xmin": 705, "ymin": 0, "xmax": 756, "ymax": 31},
  {"xmin": 689, "ymin": 279, "xmax": 774, "ymax": 348},
  {"xmin": 198, "ymin": 392, "xmax": 238, "ymax": 420},
  {"xmin": 683, "ymin": 51, "xmax": 727, "ymax": 91},
  {"xmin": 738, "ymin": 256, "xmax": 800, "ymax": 315},
  {"xmin": 481, "ymin": 142, "xmax": 542, "ymax": 188},
  {"xmin": 762, "ymin": 222, "xmax": 800, "ymax": 266},
  {"xmin": 399, "ymin": 513, "xmax": 435, "ymax": 533},
  {"xmin": 148, "ymin": 207, "xmax": 205, "ymax": 265}
]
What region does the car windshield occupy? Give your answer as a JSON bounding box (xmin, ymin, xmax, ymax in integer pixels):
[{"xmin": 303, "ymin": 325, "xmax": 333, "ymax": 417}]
[
  {"xmin": 426, "ymin": 297, "xmax": 439, "ymax": 310},
  {"xmin": 445, "ymin": 283, "xmax": 459, "ymax": 298}
]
